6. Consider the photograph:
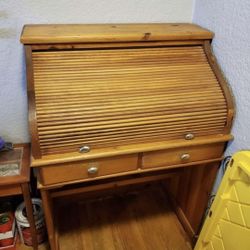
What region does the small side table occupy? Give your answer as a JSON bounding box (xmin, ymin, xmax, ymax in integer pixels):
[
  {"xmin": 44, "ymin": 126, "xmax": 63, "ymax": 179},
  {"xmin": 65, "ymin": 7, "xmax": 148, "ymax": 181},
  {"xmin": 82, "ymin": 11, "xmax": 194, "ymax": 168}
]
[{"xmin": 0, "ymin": 144, "xmax": 38, "ymax": 249}]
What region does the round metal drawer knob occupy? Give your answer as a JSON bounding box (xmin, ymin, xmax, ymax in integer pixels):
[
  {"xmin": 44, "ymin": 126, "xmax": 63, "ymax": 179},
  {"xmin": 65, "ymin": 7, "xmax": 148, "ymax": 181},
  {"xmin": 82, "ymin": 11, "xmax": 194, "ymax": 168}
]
[
  {"xmin": 185, "ymin": 133, "xmax": 194, "ymax": 140},
  {"xmin": 180, "ymin": 153, "xmax": 190, "ymax": 161},
  {"xmin": 79, "ymin": 145, "xmax": 91, "ymax": 153},
  {"xmin": 87, "ymin": 166, "xmax": 98, "ymax": 175}
]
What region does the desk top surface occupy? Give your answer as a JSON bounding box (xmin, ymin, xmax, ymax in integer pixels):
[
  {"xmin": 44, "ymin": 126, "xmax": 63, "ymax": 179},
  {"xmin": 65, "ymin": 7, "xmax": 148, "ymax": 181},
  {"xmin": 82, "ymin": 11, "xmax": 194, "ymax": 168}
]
[
  {"xmin": 21, "ymin": 23, "xmax": 213, "ymax": 44},
  {"xmin": 0, "ymin": 144, "xmax": 30, "ymax": 185}
]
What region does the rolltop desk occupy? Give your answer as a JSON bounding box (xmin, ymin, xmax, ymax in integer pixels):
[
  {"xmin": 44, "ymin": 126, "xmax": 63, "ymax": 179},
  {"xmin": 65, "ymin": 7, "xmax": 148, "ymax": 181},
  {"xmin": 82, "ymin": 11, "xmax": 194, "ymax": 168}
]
[{"xmin": 20, "ymin": 23, "xmax": 234, "ymax": 250}]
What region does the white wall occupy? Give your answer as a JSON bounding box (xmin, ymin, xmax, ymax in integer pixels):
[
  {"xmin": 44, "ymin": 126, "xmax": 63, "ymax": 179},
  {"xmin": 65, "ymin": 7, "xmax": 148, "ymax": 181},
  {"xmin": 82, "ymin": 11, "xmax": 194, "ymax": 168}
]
[
  {"xmin": 0, "ymin": 0, "xmax": 194, "ymax": 143},
  {"xmin": 193, "ymin": 1, "xmax": 250, "ymax": 155}
]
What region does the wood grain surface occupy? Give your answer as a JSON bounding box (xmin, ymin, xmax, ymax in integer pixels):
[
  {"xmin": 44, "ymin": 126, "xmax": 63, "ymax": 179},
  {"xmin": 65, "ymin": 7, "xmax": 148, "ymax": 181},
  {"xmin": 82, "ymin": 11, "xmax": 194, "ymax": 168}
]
[
  {"xmin": 142, "ymin": 143, "xmax": 224, "ymax": 169},
  {"xmin": 39, "ymin": 154, "xmax": 138, "ymax": 185},
  {"xmin": 55, "ymin": 184, "xmax": 192, "ymax": 250},
  {"xmin": 21, "ymin": 23, "xmax": 213, "ymax": 44},
  {"xmin": 31, "ymin": 134, "xmax": 232, "ymax": 167},
  {"xmin": 166, "ymin": 163, "xmax": 219, "ymax": 239},
  {"xmin": 32, "ymin": 46, "xmax": 227, "ymax": 156},
  {"xmin": 17, "ymin": 242, "xmax": 49, "ymax": 250}
]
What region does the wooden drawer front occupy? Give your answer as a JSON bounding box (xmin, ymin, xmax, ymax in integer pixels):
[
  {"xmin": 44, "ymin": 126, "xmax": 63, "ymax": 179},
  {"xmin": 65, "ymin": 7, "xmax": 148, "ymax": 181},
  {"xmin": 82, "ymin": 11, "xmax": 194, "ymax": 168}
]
[
  {"xmin": 142, "ymin": 143, "xmax": 224, "ymax": 169},
  {"xmin": 39, "ymin": 154, "xmax": 138, "ymax": 185}
]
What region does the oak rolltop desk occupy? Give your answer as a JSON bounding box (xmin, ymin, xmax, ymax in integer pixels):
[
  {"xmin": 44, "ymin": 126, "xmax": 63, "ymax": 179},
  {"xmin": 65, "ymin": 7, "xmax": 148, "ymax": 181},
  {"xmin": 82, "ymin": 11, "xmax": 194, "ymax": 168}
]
[{"xmin": 21, "ymin": 23, "xmax": 234, "ymax": 249}]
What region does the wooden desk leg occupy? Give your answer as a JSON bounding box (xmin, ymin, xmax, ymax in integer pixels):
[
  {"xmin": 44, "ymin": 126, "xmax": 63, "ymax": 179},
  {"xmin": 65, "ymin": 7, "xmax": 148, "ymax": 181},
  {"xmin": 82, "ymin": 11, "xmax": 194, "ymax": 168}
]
[
  {"xmin": 41, "ymin": 189, "xmax": 58, "ymax": 250},
  {"xmin": 21, "ymin": 183, "xmax": 38, "ymax": 250}
]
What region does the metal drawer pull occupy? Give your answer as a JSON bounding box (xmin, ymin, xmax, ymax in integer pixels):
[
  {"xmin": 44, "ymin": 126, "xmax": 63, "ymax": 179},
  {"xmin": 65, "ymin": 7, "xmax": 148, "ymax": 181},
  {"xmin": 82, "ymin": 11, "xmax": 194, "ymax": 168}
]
[
  {"xmin": 79, "ymin": 145, "xmax": 90, "ymax": 153},
  {"xmin": 185, "ymin": 133, "xmax": 194, "ymax": 140},
  {"xmin": 181, "ymin": 153, "xmax": 190, "ymax": 161},
  {"xmin": 87, "ymin": 166, "xmax": 98, "ymax": 174}
]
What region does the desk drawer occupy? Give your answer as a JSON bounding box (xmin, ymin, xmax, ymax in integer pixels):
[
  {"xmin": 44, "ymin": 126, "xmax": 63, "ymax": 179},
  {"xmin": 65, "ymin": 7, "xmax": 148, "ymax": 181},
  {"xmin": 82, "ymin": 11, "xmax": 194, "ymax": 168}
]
[
  {"xmin": 142, "ymin": 143, "xmax": 224, "ymax": 169},
  {"xmin": 39, "ymin": 154, "xmax": 138, "ymax": 185}
]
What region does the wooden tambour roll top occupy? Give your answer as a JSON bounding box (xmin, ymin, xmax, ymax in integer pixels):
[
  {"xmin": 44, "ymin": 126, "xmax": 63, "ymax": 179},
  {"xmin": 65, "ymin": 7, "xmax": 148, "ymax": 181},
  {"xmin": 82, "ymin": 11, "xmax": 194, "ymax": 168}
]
[{"xmin": 21, "ymin": 24, "xmax": 234, "ymax": 166}]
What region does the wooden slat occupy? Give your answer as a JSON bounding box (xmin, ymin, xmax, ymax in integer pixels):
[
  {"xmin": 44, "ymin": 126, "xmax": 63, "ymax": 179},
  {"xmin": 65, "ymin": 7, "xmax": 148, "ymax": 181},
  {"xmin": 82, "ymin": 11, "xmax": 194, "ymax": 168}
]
[
  {"xmin": 37, "ymin": 111, "xmax": 226, "ymax": 136},
  {"xmin": 36, "ymin": 94, "xmax": 225, "ymax": 109},
  {"xmin": 30, "ymin": 40, "xmax": 205, "ymax": 51},
  {"xmin": 39, "ymin": 125, "xmax": 223, "ymax": 144},
  {"xmin": 40, "ymin": 129, "xmax": 223, "ymax": 152},
  {"xmin": 37, "ymin": 106, "xmax": 226, "ymax": 126},
  {"xmin": 35, "ymin": 90, "xmax": 222, "ymax": 105},
  {"xmin": 31, "ymin": 135, "xmax": 232, "ymax": 167},
  {"xmin": 39, "ymin": 124, "xmax": 224, "ymax": 145},
  {"xmin": 38, "ymin": 121, "xmax": 225, "ymax": 143},
  {"xmin": 31, "ymin": 45, "xmax": 227, "ymax": 155}
]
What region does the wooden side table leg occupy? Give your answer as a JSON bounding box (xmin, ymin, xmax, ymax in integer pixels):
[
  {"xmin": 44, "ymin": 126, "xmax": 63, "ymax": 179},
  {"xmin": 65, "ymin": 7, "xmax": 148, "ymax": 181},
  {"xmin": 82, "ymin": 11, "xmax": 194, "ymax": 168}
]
[
  {"xmin": 41, "ymin": 189, "xmax": 58, "ymax": 250},
  {"xmin": 21, "ymin": 183, "xmax": 38, "ymax": 250}
]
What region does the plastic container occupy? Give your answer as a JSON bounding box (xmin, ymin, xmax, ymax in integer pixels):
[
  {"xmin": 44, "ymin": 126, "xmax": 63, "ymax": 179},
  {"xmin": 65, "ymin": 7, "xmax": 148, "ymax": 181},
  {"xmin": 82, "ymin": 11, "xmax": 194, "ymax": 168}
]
[
  {"xmin": 15, "ymin": 198, "xmax": 46, "ymax": 246},
  {"xmin": 0, "ymin": 203, "xmax": 15, "ymax": 249},
  {"xmin": 195, "ymin": 151, "xmax": 250, "ymax": 250}
]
